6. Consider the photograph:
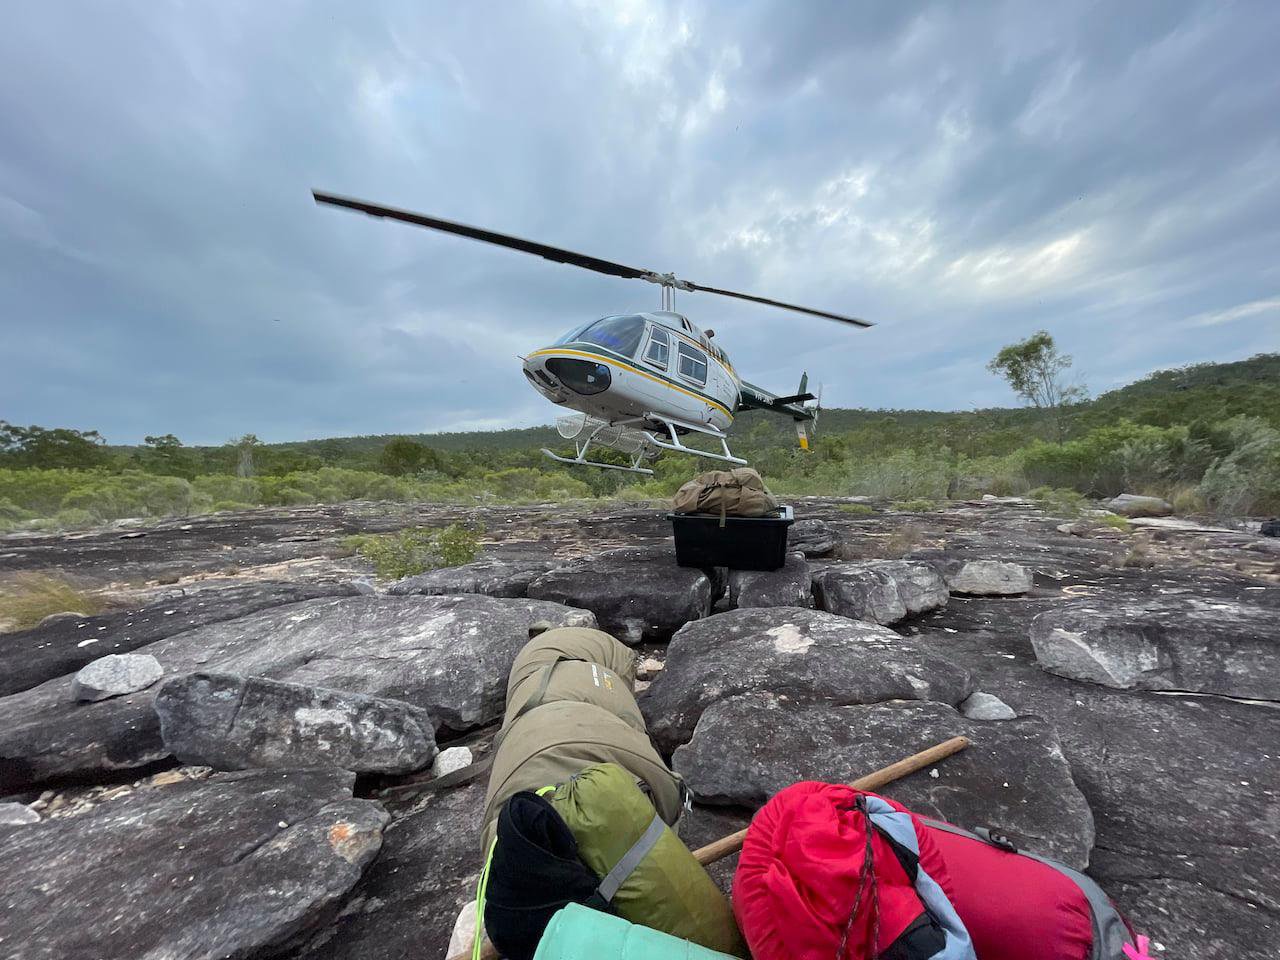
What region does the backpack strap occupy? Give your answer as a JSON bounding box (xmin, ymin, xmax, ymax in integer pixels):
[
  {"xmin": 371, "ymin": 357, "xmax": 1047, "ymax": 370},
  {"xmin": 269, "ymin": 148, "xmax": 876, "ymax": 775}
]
[{"xmin": 592, "ymin": 812, "xmax": 666, "ymax": 904}]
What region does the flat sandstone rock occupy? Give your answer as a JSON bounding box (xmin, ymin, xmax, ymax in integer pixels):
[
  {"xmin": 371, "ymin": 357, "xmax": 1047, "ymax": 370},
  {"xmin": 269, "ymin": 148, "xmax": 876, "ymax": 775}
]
[
  {"xmin": 0, "ymin": 767, "xmax": 387, "ymax": 960},
  {"xmin": 155, "ymin": 672, "xmax": 438, "ymax": 774},
  {"xmin": 642, "ymin": 606, "xmax": 972, "ymax": 753},
  {"xmin": 673, "ymin": 693, "xmax": 1095, "ymax": 869}
]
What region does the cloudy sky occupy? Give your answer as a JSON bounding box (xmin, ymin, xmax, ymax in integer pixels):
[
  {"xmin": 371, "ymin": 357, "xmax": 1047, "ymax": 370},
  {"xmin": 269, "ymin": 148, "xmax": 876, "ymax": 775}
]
[{"xmin": 2, "ymin": 1, "xmax": 1277, "ymax": 445}]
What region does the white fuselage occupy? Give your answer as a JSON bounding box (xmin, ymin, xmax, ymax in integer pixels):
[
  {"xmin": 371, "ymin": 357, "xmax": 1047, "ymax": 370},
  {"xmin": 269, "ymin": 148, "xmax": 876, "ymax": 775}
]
[{"xmin": 521, "ymin": 311, "xmax": 739, "ymax": 433}]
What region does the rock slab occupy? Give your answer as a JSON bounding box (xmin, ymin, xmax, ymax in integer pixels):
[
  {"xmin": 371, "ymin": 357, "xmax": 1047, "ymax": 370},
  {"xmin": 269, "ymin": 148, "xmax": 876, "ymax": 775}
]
[
  {"xmin": 642, "ymin": 607, "xmax": 973, "ymax": 752},
  {"xmin": 674, "ymin": 694, "xmax": 1094, "ymax": 869},
  {"xmin": 0, "ymin": 801, "xmax": 40, "ymax": 826},
  {"xmin": 388, "ymin": 558, "xmax": 556, "ymax": 599},
  {"xmin": 0, "ymin": 594, "xmax": 594, "ymax": 791},
  {"xmin": 788, "ymin": 518, "xmax": 837, "ymax": 556},
  {"xmin": 294, "ymin": 780, "xmax": 485, "ymax": 960},
  {"xmin": 1106, "ymin": 494, "xmax": 1173, "ymax": 518},
  {"xmin": 945, "ymin": 560, "xmax": 1033, "ymax": 596},
  {"xmin": 0, "ymin": 768, "xmax": 387, "ymax": 960},
  {"xmin": 1030, "ymin": 597, "xmax": 1280, "ymax": 698},
  {"xmin": 155, "ymin": 672, "xmax": 438, "ymax": 774},
  {"xmin": 727, "ymin": 553, "xmax": 812, "ymax": 609},
  {"xmin": 0, "ymin": 581, "xmax": 361, "ymax": 698},
  {"xmin": 71, "ymin": 653, "xmax": 163, "ymax": 701},
  {"xmin": 812, "ymin": 560, "xmax": 948, "ymax": 625},
  {"xmin": 528, "ymin": 544, "xmax": 711, "ymax": 643}
]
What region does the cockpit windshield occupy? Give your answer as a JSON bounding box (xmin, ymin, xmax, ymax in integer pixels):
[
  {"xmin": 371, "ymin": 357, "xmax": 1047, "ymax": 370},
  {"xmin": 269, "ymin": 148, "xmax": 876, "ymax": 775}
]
[{"xmin": 556, "ymin": 314, "xmax": 646, "ymax": 359}]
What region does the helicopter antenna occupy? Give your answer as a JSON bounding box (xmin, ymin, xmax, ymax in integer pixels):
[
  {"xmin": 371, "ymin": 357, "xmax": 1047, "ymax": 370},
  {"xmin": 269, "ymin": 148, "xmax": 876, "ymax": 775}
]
[{"xmin": 313, "ymin": 191, "xmax": 873, "ymax": 328}]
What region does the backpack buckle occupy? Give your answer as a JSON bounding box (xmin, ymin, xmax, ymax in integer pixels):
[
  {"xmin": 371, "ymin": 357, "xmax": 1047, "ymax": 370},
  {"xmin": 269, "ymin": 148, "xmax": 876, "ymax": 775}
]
[{"xmin": 974, "ymin": 827, "xmax": 1018, "ymax": 852}]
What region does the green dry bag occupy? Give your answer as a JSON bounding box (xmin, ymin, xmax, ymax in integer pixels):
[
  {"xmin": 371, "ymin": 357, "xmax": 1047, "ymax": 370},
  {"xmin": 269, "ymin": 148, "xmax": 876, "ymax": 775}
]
[
  {"xmin": 546, "ymin": 763, "xmax": 746, "ymax": 958},
  {"xmin": 534, "ymin": 903, "xmax": 741, "ymax": 960}
]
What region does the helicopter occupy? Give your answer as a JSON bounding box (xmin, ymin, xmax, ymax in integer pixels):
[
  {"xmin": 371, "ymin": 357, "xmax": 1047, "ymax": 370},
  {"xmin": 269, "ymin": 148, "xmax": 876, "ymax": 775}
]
[{"xmin": 313, "ymin": 191, "xmax": 872, "ymax": 475}]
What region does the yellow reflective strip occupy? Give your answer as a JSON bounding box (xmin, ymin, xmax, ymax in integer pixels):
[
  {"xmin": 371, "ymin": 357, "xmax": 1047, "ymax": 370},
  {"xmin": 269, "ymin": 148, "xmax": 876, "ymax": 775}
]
[{"xmin": 527, "ymin": 348, "xmax": 735, "ymax": 419}]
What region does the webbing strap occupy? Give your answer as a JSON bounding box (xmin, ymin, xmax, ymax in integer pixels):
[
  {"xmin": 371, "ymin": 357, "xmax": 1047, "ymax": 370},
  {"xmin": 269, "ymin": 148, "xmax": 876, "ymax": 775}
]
[{"xmin": 594, "ymin": 813, "xmax": 665, "ymax": 903}]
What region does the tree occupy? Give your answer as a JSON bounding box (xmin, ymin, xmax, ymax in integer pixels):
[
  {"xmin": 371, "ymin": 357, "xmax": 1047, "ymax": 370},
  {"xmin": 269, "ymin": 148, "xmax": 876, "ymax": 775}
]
[
  {"xmin": 229, "ymin": 434, "xmax": 262, "ymax": 478},
  {"xmin": 378, "ymin": 436, "xmax": 441, "ymax": 476},
  {"xmin": 0, "ymin": 421, "xmax": 109, "ymax": 469},
  {"xmin": 987, "ymin": 331, "xmax": 1087, "ymax": 440},
  {"xmin": 142, "ymin": 433, "xmax": 196, "ymax": 478}
]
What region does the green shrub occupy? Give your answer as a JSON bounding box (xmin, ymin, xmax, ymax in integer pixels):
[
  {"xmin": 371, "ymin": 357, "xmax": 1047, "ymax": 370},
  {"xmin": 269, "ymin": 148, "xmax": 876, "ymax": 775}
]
[
  {"xmin": 1029, "ymin": 486, "xmax": 1090, "ymax": 518},
  {"xmin": 893, "ymin": 498, "xmax": 937, "ymax": 513},
  {"xmin": 1098, "ymin": 513, "xmax": 1132, "ymax": 532},
  {"xmin": 346, "ymin": 523, "xmax": 483, "ymax": 580}
]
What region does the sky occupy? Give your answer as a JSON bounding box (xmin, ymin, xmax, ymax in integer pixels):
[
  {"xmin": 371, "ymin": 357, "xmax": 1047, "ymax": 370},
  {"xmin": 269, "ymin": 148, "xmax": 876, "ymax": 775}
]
[{"xmin": 2, "ymin": 1, "xmax": 1277, "ymax": 445}]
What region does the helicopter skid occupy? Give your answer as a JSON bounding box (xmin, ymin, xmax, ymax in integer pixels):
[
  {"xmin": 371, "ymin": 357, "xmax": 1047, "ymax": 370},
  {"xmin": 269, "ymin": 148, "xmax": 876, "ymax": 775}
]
[
  {"xmin": 636, "ymin": 413, "xmax": 748, "ymax": 466},
  {"xmin": 541, "ymin": 448, "xmax": 655, "ymax": 475}
]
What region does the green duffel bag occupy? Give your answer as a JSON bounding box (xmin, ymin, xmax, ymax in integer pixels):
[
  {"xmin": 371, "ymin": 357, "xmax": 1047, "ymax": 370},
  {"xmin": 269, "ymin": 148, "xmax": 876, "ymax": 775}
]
[
  {"xmin": 547, "ymin": 763, "xmax": 746, "ymax": 958},
  {"xmin": 506, "ymin": 627, "xmax": 637, "ymax": 709},
  {"xmin": 504, "ymin": 657, "xmax": 645, "ymax": 735},
  {"xmin": 482, "ymin": 700, "xmax": 684, "ymax": 853}
]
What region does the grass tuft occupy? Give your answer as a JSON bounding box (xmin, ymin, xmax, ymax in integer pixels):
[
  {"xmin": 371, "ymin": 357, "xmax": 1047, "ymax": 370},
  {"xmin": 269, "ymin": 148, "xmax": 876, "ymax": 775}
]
[
  {"xmin": 0, "ymin": 572, "xmax": 105, "ymax": 632},
  {"xmin": 344, "ymin": 523, "xmax": 483, "ymax": 580}
]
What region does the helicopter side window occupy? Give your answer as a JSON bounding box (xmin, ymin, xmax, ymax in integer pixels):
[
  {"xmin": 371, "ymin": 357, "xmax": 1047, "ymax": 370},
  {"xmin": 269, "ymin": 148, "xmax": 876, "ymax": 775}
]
[
  {"xmin": 677, "ymin": 342, "xmax": 708, "ymax": 385},
  {"xmin": 643, "ymin": 327, "xmax": 670, "ymax": 369},
  {"xmin": 576, "ymin": 314, "xmax": 646, "ymax": 359}
]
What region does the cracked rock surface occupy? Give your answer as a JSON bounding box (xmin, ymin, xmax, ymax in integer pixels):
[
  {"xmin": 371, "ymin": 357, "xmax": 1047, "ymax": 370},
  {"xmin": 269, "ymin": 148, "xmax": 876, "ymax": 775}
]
[
  {"xmin": 0, "ymin": 594, "xmax": 593, "ymax": 790},
  {"xmin": 0, "ymin": 767, "xmax": 387, "ymax": 960}
]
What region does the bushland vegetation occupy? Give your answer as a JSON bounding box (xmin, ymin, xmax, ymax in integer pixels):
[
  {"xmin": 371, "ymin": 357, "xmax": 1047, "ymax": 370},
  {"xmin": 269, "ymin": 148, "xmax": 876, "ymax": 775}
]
[{"xmin": 1, "ymin": 351, "xmax": 1276, "ymax": 534}]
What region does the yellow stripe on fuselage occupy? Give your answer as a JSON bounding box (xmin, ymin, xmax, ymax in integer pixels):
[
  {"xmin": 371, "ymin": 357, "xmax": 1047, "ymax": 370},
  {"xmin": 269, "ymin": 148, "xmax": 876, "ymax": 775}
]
[{"xmin": 527, "ymin": 347, "xmax": 735, "ymax": 420}]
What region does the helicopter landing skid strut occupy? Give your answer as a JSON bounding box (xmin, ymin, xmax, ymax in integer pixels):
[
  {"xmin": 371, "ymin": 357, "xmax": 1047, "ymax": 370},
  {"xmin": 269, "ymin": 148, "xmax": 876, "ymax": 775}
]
[
  {"xmin": 540, "ymin": 419, "xmax": 656, "ymax": 475},
  {"xmin": 636, "ymin": 413, "xmax": 748, "ymax": 466}
]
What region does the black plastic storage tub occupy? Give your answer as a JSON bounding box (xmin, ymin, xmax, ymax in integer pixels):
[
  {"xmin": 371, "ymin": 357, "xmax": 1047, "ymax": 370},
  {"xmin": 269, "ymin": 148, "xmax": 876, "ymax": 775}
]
[{"xmin": 668, "ymin": 505, "xmax": 794, "ymax": 571}]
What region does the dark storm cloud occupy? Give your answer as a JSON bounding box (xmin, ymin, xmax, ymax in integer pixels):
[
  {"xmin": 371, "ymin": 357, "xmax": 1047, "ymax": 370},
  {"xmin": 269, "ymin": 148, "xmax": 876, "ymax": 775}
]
[{"xmin": 1, "ymin": 0, "xmax": 1277, "ymax": 443}]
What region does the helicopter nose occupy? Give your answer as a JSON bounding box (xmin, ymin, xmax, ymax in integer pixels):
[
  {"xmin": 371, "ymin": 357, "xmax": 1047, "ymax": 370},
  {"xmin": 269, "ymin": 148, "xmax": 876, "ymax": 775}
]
[{"xmin": 542, "ymin": 356, "xmax": 611, "ymax": 396}]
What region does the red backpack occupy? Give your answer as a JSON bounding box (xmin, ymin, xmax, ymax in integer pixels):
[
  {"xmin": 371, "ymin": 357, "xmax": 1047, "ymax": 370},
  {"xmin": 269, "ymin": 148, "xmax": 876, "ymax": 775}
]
[
  {"xmin": 734, "ymin": 781, "xmax": 1146, "ymax": 960},
  {"xmin": 733, "ymin": 782, "xmax": 975, "ymax": 960}
]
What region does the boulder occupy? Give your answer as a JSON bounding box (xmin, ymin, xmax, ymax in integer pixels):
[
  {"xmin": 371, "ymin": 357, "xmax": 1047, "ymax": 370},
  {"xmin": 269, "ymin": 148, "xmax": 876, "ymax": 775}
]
[
  {"xmin": 0, "ymin": 595, "xmax": 594, "ymax": 792},
  {"xmin": 432, "ymin": 746, "xmax": 473, "ymax": 779},
  {"xmin": 1106, "ymin": 494, "xmax": 1173, "ymax": 518},
  {"xmin": 0, "ymin": 581, "xmax": 362, "ymax": 698},
  {"xmin": 387, "ymin": 558, "xmax": 557, "ymax": 599},
  {"xmin": 0, "ymin": 802, "xmax": 40, "ymax": 826},
  {"xmin": 959, "ymin": 691, "xmax": 1017, "ymax": 720},
  {"xmin": 71, "ymin": 653, "xmax": 163, "ymax": 701},
  {"xmin": 788, "ymin": 518, "xmax": 836, "ymax": 556},
  {"xmin": 294, "ymin": 780, "xmax": 485, "ymax": 960},
  {"xmin": 811, "ymin": 560, "xmax": 948, "ymax": 625},
  {"xmin": 727, "ymin": 553, "xmax": 812, "ymax": 608},
  {"xmin": 942, "ymin": 559, "xmax": 1034, "ymax": 596},
  {"xmin": 0, "ymin": 767, "xmax": 386, "ymax": 960},
  {"xmin": 642, "ymin": 607, "xmax": 973, "ymax": 752},
  {"xmin": 155, "ymin": 672, "xmax": 438, "ymax": 774},
  {"xmin": 673, "ymin": 693, "xmax": 1095, "ymax": 869},
  {"xmin": 527, "ymin": 544, "xmax": 711, "ymax": 644},
  {"xmin": 1030, "ymin": 597, "xmax": 1280, "ymax": 698}
]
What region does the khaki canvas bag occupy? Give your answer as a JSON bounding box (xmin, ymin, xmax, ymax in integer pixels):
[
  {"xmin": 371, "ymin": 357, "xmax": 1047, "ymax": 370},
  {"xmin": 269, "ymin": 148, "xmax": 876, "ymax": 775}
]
[{"xmin": 672, "ymin": 467, "xmax": 778, "ymax": 520}]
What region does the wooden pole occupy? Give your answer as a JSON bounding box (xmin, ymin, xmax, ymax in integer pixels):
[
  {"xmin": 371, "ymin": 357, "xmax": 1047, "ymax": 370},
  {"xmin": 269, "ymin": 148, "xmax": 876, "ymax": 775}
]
[
  {"xmin": 688, "ymin": 735, "xmax": 970, "ymax": 865},
  {"xmin": 454, "ymin": 735, "xmax": 970, "ymax": 960}
]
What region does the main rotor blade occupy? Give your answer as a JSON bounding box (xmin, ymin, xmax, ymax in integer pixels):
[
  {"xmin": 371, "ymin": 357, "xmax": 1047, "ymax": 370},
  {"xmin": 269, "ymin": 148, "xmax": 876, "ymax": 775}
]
[
  {"xmin": 313, "ymin": 191, "xmax": 651, "ymax": 282},
  {"xmin": 314, "ymin": 190, "xmax": 872, "ymax": 328},
  {"xmin": 685, "ymin": 281, "xmax": 873, "ymax": 327}
]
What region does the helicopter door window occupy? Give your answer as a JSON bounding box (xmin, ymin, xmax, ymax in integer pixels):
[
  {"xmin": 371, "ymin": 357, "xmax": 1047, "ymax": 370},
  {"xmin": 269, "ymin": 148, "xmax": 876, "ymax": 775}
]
[
  {"xmin": 677, "ymin": 342, "xmax": 708, "ymax": 385},
  {"xmin": 644, "ymin": 328, "xmax": 670, "ymax": 369}
]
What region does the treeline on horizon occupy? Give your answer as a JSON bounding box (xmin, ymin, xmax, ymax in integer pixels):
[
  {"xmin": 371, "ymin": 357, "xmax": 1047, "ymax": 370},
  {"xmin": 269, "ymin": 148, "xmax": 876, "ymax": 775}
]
[{"xmin": 2, "ymin": 352, "xmax": 1278, "ymax": 533}]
